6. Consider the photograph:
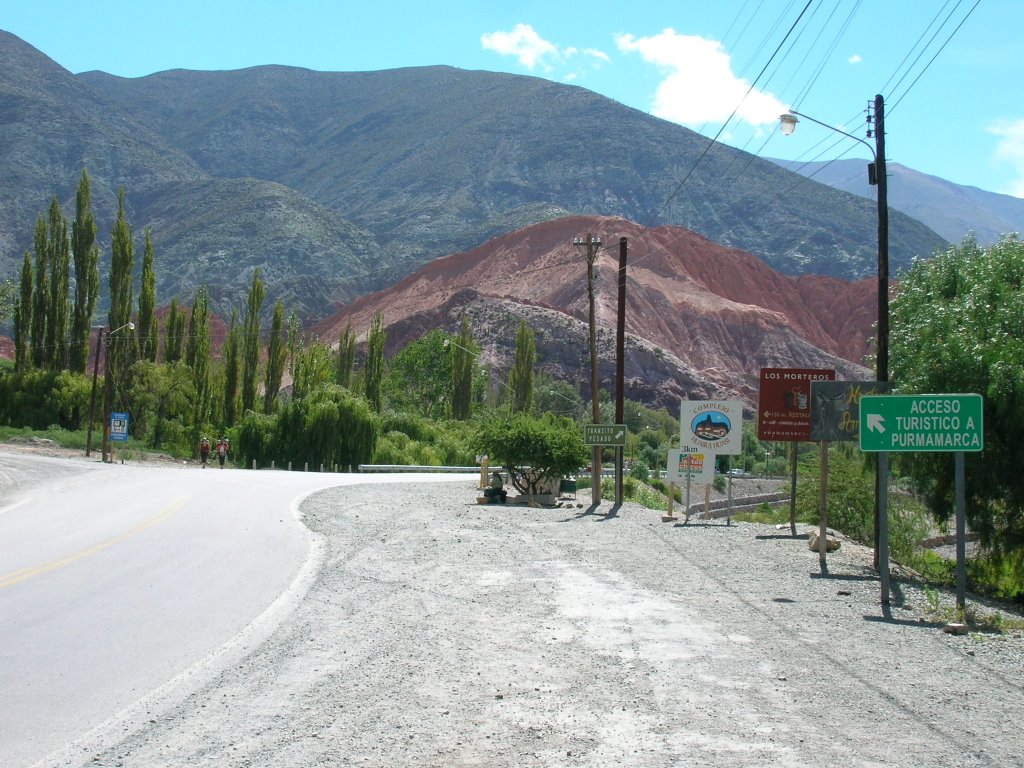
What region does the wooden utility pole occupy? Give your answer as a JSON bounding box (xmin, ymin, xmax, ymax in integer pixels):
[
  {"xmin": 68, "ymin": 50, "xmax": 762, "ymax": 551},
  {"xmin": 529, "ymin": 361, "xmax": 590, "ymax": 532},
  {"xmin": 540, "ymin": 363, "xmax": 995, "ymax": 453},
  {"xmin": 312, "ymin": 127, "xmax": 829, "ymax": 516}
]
[
  {"xmin": 85, "ymin": 328, "xmax": 104, "ymax": 457},
  {"xmin": 101, "ymin": 331, "xmax": 113, "ymax": 463},
  {"xmin": 574, "ymin": 234, "xmax": 602, "ymax": 506},
  {"xmin": 614, "ymin": 237, "xmax": 628, "ymax": 505}
]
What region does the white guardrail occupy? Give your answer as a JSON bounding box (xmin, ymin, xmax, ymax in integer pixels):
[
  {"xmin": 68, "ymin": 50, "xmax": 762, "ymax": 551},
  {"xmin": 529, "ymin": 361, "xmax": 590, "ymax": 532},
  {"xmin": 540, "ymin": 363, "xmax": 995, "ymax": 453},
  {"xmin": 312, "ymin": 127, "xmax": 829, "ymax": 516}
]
[{"xmin": 357, "ymin": 465, "xmax": 480, "ymax": 473}]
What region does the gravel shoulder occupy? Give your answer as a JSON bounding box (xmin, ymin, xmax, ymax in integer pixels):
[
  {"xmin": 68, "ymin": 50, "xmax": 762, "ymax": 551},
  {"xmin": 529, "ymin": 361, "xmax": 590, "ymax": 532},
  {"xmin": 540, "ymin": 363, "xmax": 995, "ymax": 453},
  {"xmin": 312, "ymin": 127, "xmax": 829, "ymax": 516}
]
[{"xmin": 54, "ymin": 477, "xmax": 1024, "ymax": 768}]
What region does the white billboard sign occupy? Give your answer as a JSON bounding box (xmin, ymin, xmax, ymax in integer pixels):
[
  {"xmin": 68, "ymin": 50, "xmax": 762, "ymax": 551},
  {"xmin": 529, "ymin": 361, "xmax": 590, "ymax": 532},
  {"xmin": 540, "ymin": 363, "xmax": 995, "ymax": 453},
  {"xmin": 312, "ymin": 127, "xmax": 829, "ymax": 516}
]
[
  {"xmin": 666, "ymin": 448, "xmax": 715, "ymax": 485},
  {"xmin": 679, "ymin": 400, "xmax": 744, "ymax": 455}
]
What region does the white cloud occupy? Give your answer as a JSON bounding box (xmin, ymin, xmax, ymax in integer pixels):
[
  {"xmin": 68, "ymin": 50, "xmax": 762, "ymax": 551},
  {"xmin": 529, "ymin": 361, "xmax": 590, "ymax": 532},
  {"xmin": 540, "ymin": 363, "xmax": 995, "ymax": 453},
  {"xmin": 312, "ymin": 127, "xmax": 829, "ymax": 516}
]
[
  {"xmin": 989, "ymin": 118, "xmax": 1024, "ymax": 197},
  {"xmin": 848, "ymin": 54, "xmax": 862, "ymax": 64},
  {"xmin": 615, "ymin": 28, "xmax": 786, "ymax": 127},
  {"xmin": 584, "ymin": 48, "xmax": 610, "ymax": 63},
  {"xmin": 481, "ymin": 24, "xmax": 559, "ymax": 71}
]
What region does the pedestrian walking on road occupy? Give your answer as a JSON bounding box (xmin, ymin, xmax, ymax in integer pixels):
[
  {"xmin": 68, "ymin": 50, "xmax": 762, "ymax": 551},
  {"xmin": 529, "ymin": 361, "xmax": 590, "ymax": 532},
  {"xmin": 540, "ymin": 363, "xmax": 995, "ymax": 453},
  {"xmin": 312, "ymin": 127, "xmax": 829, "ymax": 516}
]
[
  {"xmin": 199, "ymin": 437, "xmax": 211, "ymax": 468},
  {"xmin": 216, "ymin": 436, "xmax": 230, "ymax": 469}
]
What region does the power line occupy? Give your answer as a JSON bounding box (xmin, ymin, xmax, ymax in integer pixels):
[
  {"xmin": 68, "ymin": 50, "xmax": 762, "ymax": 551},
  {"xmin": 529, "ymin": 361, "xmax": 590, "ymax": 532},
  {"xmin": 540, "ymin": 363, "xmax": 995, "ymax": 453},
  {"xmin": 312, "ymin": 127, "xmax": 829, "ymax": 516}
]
[
  {"xmin": 879, "ymin": 0, "xmax": 959, "ymax": 97},
  {"xmin": 888, "ymin": 0, "xmax": 982, "ymax": 115},
  {"xmin": 651, "ymin": 0, "xmax": 815, "ymax": 223}
]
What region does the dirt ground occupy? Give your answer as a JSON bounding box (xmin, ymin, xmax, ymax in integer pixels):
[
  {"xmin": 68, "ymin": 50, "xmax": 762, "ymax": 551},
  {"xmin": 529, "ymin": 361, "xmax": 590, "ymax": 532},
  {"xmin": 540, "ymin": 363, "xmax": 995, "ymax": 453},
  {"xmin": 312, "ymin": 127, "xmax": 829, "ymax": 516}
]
[{"xmin": 23, "ymin": 473, "xmax": 1015, "ymax": 768}]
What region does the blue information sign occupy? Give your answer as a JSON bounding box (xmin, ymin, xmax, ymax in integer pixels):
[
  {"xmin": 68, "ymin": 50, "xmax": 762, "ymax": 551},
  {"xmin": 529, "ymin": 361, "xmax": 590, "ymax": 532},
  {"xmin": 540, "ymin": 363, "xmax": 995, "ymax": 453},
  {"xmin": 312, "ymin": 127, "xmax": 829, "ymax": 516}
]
[{"xmin": 110, "ymin": 411, "xmax": 130, "ymax": 442}]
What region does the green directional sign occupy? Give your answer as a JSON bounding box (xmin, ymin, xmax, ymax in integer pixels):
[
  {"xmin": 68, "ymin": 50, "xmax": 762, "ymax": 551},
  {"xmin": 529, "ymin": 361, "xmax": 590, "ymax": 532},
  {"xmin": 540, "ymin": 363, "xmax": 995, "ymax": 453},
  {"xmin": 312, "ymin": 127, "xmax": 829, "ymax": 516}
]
[
  {"xmin": 584, "ymin": 423, "xmax": 627, "ymax": 446},
  {"xmin": 859, "ymin": 394, "xmax": 983, "ymax": 452}
]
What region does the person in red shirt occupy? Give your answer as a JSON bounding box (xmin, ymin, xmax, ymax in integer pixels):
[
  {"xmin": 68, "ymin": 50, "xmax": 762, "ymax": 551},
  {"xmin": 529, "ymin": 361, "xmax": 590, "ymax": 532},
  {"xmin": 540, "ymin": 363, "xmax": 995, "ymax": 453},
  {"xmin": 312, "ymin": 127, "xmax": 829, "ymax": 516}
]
[{"xmin": 215, "ymin": 436, "xmax": 230, "ymax": 468}]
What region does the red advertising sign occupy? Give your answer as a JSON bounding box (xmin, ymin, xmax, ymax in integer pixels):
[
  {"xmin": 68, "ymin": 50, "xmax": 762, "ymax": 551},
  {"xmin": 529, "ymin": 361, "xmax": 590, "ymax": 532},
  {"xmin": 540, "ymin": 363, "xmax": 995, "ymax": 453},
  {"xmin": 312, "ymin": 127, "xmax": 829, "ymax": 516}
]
[{"xmin": 757, "ymin": 368, "xmax": 836, "ymax": 442}]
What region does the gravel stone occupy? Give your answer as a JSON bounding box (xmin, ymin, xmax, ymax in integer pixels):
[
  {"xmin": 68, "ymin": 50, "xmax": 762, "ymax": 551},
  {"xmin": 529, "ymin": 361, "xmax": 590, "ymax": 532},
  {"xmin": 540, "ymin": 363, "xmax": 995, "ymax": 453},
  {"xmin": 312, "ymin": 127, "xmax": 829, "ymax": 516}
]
[{"xmin": 65, "ymin": 480, "xmax": 1024, "ymax": 767}]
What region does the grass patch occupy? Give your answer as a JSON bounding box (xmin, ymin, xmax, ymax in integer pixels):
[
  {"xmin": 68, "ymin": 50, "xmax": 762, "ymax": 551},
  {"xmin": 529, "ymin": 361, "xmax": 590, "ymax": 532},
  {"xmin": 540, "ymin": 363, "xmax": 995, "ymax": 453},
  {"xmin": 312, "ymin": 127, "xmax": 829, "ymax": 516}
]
[
  {"xmin": 0, "ymin": 426, "xmax": 171, "ymax": 462},
  {"xmin": 920, "ymin": 585, "xmax": 1024, "ymax": 633},
  {"xmin": 0, "ymin": 425, "xmax": 89, "ymax": 450},
  {"xmin": 732, "ymin": 502, "xmax": 789, "ymax": 525}
]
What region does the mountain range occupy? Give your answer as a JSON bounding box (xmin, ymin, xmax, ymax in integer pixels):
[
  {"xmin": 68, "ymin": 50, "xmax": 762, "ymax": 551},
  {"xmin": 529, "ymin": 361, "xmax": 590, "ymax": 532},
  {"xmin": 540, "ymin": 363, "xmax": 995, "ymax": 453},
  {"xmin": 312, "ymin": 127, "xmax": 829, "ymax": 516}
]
[
  {"xmin": 0, "ymin": 28, "xmax": 948, "ymax": 327},
  {"xmin": 6, "ymin": 28, "xmax": 1015, "ymax": 409},
  {"xmin": 311, "ymin": 215, "xmax": 873, "ymax": 410},
  {"xmin": 769, "ymin": 158, "xmax": 1023, "ymax": 247}
]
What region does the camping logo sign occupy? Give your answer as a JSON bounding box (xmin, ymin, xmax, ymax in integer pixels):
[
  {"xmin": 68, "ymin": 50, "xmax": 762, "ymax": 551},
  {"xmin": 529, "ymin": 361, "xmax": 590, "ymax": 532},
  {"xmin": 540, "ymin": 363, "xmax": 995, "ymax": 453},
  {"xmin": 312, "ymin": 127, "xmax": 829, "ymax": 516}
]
[{"xmin": 679, "ymin": 400, "xmax": 743, "ymax": 455}]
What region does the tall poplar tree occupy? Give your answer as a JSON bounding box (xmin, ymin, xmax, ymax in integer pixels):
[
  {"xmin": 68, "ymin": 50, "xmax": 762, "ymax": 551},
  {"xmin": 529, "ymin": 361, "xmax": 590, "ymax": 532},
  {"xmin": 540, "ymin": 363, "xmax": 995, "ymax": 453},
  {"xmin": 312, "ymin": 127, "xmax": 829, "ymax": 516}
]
[
  {"xmin": 364, "ymin": 312, "xmax": 386, "ymax": 414},
  {"xmin": 263, "ymin": 300, "xmax": 287, "ymax": 413},
  {"xmin": 509, "ymin": 319, "xmax": 536, "ymax": 413},
  {"xmin": 222, "ymin": 309, "xmax": 241, "ymax": 426},
  {"xmin": 104, "ymin": 189, "xmax": 138, "ymax": 421},
  {"xmin": 241, "ymin": 268, "xmax": 264, "ymax": 413},
  {"xmin": 31, "ymin": 217, "xmax": 48, "ymax": 369},
  {"xmin": 45, "ymin": 197, "xmax": 70, "ymax": 370},
  {"xmin": 14, "ymin": 252, "xmax": 32, "ymax": 372},
  {"xmin": 451, "ymin": 316, "xmax": 476, "ymax": 420},
  {"xmin": 164, "ymin": 298, "xmax": 186, "ymax": 364},
  {"xmin": 70, "ymin": 169, "xmax": 100, "ymax": 373},
  {"xmin": 186, "ymin": 286, "xmax": 212, "ymax": 437},
  {"xmin": 108, "ymin": 188, "xmax": 137, "ymax": 391},
  {"xmin": 336, "ymin": 322, "xmax": 357, "ymax": 390},
  {"xmin": 137, "ymin": 229, "xmax": 158, "ymax": 363},
  {"xmin": 287, "ymin": 311, "xmax": 300, "ymax": 381}
]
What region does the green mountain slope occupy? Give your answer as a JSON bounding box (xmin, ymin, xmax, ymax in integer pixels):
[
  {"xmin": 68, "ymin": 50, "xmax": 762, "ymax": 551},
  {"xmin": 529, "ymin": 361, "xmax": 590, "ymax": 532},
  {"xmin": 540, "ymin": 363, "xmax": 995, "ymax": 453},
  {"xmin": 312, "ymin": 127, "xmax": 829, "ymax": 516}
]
[
  {"xmin": 0, "ymin": 28, "xmax": 949, "ymax": 326},
  {"xmin": 77, "ymin": 62, "xmax": 947, "ymax": 281}
]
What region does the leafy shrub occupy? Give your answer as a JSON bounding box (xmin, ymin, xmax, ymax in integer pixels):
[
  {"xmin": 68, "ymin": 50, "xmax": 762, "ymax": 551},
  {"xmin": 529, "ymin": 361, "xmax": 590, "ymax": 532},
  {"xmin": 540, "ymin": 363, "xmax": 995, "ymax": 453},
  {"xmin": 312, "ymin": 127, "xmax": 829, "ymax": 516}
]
[
  {"xmin": 384, "ymin": 430, "xmax": 411, "ymax": 450},
  {"xmin": 412, "ymin": 442, "xmax": 442, "ymax": 466},
  {"xmin": 372, "ymin": 434, "xmax": 408, "ymax": 465},
  {"xmin": 475, "ymin": 411, "xmax": 587, "ymax": 495},
  {"xmin": 381, "ymin": 412, "xmax": 436, "ymax": 443},
  {"xmin": 0, "ymin": 370, "xmax": 93, "ymax": 430},
  {"xmin": 629, "ymin": 460, "xmax": 650, "ymax": 482},
  {"xmin": 238, "ymin": 385, "xmax": 378, "ymax": 469},
  {"xmin": 968, "ymin": 550, "xmax": 1024, "ymax": 603}
]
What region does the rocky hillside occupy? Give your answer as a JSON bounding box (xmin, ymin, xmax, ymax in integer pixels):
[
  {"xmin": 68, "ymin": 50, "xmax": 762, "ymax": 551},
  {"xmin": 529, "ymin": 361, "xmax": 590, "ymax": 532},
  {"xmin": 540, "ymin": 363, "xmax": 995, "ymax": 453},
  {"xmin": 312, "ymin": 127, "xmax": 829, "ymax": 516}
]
[
  {"xmin": 312, "ymin": 216, "xmax": 873, "ymax": 410},
  {"xmin": 0, "ymin": 28, "xmax": 947, "ymax": 326}
]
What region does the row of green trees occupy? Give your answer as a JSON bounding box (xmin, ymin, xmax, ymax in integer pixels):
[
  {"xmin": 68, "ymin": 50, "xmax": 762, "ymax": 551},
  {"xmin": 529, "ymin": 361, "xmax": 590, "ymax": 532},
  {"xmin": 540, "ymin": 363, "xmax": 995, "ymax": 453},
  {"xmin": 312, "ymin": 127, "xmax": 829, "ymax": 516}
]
[
  {"xmin": 888, "ymin": 234, "xmax": 1024, "ymax": 595},
  {"xmin": 1, "ymin": 170, "xmax": 566, "ymax": 471},
  {"xmin": 12, "ymin": 171, "xmax": 101, "ymax": 374}
]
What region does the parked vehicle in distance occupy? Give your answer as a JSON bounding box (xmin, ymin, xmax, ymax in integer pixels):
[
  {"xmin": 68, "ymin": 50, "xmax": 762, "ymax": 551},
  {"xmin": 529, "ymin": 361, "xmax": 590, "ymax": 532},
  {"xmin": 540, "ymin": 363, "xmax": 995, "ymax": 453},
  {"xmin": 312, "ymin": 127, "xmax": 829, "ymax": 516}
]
[{"xmin": 727, "ymin": 468, "xmax": 745, "ymax": 476}]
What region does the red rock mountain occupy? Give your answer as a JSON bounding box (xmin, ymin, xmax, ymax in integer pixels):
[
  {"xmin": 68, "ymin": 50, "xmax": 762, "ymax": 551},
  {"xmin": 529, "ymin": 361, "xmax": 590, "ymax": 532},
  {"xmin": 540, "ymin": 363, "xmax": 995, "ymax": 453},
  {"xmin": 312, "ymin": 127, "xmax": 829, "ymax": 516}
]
[{"xmin": 313, "ymin": 216, "xmax": 875, "ymax": 410}]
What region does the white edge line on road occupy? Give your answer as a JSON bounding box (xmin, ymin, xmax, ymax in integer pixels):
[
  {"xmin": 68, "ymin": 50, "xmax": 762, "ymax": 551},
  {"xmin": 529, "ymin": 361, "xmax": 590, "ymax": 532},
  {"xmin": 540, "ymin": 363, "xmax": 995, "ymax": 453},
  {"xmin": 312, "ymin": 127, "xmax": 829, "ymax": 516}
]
[
  {"xmin": 30, "ymin": 485, "xmax": 331, "ymax": 768},
  {"xmin": 0, "ymin": 497, "xmax": 32, "ymax": 515}
]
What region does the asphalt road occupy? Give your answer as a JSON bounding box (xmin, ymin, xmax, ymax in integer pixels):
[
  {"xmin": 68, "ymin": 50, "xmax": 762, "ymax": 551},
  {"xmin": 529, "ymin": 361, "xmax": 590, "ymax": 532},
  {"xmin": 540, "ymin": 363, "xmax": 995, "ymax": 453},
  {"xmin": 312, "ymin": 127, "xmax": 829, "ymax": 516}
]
[{"xmin": 0, "ymin": 450, "xmax": 467, "ymax": 768}]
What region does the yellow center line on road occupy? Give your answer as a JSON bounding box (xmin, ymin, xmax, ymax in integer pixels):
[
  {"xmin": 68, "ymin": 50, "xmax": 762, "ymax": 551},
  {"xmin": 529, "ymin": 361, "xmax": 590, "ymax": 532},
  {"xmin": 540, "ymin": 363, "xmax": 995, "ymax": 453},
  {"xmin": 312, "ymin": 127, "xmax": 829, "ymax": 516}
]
[{"xmin": 0, "ymin": 496, "xmax": 191, "ymax": 590}]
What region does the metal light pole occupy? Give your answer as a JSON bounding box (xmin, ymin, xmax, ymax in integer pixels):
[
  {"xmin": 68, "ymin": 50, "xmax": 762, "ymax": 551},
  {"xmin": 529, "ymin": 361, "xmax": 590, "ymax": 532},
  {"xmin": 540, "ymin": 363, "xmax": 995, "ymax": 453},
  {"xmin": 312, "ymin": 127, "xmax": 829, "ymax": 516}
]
[
  {"xmin": 778, "ymin": 94, "xmax": 888, "ymax": 381},
  {"xmin": 780, "ymin": 94, "xmax": 890, "ymax": 571},
  {"xmin": 573, "ymin": 234, "xmax": 603, "ymax": 506}
]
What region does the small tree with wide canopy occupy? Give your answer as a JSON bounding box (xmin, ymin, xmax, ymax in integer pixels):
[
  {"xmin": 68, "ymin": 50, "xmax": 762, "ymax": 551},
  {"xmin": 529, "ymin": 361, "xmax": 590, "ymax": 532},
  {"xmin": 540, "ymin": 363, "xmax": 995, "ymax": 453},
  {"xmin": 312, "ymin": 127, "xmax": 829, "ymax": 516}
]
[{"xmin": 475, "ymin": 411, "xmax": 587, "ymax": 496}]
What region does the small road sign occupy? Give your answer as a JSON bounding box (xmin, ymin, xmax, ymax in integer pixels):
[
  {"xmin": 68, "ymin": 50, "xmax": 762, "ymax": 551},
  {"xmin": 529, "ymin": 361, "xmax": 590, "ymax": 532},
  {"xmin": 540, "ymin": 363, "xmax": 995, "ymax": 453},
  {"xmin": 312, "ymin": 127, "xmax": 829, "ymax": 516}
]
[
  {"xmin": 859, "ymin": 394, "xmax": 983, "ymax": 452},
  {"xmin": 666, "ymin": 448, "xmax": 714, "ymax": 484},
  {"xmin": 584, "ymin": 424, "xmax": 627, "ymax": 446},
  {"xmin": 109, "ymin": 411, "xmax": 130, "ymax": 443},
  {"xmin": 810, "ymin": 380, "xmax": 891, "ymax": 442},
  {"xmin": 758, "ymin": 368, "xmax": 836, "ymax": 442}
]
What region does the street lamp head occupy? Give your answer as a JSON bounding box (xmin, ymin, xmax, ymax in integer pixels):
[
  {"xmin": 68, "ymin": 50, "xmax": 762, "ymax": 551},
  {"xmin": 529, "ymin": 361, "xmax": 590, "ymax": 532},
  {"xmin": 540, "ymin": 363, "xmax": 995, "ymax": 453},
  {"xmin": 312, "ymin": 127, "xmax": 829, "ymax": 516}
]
[
  {"xmin": 779, "ymin": 113, "xmax": 799, "ymax": 136},
  {"xmin": 443, "ymin": 338, "xmax": 450, "ymax": 348},
  {"xmin": 127, "ymin": 322, "xmax": 135, "ymax": 331}
]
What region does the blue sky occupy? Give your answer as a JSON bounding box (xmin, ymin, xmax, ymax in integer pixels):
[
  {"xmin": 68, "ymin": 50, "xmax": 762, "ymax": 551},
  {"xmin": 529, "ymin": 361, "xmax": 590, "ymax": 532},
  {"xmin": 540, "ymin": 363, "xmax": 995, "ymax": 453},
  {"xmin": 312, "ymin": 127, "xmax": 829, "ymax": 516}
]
[{"xmin": 4, "ymin": 1, "xmax": 1020, "ymax": 198}]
